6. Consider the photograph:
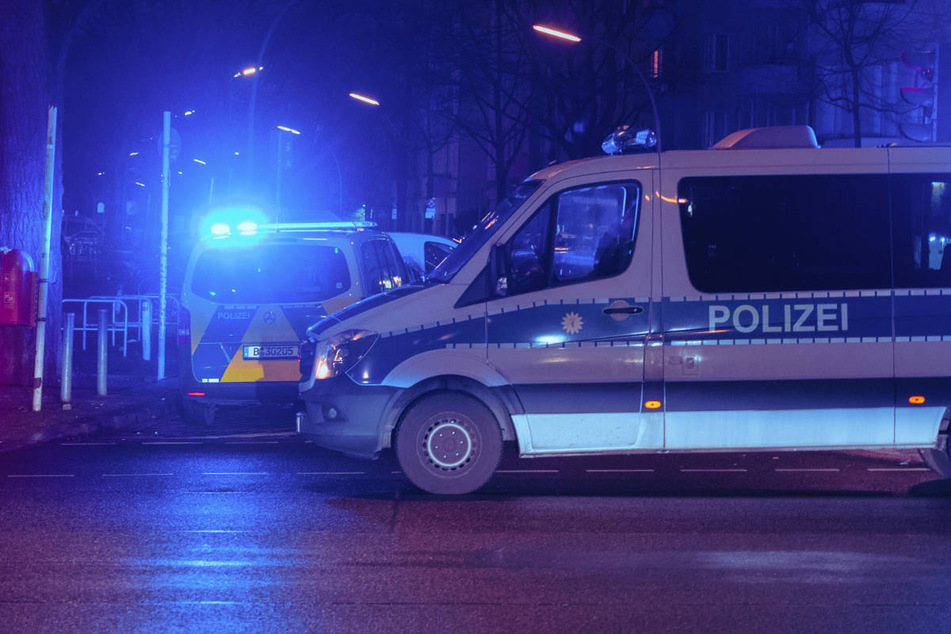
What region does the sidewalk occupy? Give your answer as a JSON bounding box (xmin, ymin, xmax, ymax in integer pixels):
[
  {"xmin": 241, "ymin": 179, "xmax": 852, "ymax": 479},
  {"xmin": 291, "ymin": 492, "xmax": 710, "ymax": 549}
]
[
  {"xmin": 0, "ymin": 378, "xmax": 179, "ymax": 453},
  {"xmin": 0, "ymin": 340, "xmax": 180, "ymax": 453}
]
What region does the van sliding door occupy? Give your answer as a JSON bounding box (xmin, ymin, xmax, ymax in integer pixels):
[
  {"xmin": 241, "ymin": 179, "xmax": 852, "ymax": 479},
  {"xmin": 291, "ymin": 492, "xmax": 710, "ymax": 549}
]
[{"xmin": 663, "ymin": 168, "xmax": 896, "ymax": 450}]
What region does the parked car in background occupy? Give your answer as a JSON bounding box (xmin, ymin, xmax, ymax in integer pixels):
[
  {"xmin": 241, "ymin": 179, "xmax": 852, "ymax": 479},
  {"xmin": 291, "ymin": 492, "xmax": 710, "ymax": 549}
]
[
  {"xmin": 387, "ymin": 232, "xmax": 456, "ymax": 281},
  {"xmin": 179, "ymin": 219, "xmax": 407, "ymax": 424}
]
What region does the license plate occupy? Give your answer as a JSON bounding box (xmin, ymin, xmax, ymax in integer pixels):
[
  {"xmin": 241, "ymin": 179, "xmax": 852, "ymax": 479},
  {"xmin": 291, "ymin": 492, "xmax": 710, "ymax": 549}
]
[{"xmin": 243, "ymin": 344, "xmax": 298, "ymax": 360}]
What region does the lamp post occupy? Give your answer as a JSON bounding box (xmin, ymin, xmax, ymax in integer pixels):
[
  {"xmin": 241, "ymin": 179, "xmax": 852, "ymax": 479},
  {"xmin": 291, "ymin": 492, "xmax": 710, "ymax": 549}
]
[
  {"xmin": 349, "ymin": 92, "xmax": 409, "ymax": 230},
  {"xmin": 246, "ymin": 0, "xmax": 300, "ymax": 180},
  {"xmin": 533, "ymin": 24, "xmax": 663, "ymax": 153}
]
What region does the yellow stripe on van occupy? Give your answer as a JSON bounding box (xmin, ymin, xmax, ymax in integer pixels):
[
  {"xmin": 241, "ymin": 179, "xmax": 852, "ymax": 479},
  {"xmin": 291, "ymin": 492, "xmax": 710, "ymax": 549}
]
[{"xmin": 221, "ymin": 307, "xmax": 301, "ymax": 383}]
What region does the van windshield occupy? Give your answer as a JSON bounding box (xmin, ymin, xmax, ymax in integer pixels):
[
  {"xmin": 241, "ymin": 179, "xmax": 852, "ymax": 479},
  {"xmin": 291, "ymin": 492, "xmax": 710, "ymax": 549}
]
[
  {"xmin": 191, "ymin": 243, "xmax": 351, "ymax": 304},
  {"xmin": 428, "ymin": 179, "xmax": 542, "ymax": 283}
]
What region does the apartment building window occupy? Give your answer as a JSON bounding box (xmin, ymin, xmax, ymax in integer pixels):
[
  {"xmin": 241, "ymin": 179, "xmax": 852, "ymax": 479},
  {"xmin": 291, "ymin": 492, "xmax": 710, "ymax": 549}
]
[
  {"xmin": 705, "ymin": 33, "xmax": 730, "ymax": 72},
  {"xmin": 650, "ymin": 48, "xmax": 662, "ymax": 78}
]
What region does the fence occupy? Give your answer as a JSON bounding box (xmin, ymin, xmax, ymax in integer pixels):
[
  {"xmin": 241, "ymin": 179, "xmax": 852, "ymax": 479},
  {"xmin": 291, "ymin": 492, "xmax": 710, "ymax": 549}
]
[{"xmin": 62, "ymin": 294, "xmax": 180, "ymax": 358}]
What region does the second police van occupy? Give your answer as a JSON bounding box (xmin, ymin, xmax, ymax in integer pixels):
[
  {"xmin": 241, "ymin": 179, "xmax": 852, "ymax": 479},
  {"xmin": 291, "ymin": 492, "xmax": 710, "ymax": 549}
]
[
  {"xmin": 179, "ymin": 219, "xmax": 409, "ymax": 424},
  {"xmin": 298, "ymin": 126, "xmax": 951, "ymax": 494}
]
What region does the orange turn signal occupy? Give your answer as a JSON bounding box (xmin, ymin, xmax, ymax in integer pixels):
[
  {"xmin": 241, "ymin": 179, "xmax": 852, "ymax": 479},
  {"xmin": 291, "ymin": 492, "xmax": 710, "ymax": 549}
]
[
  {"xmin": 909, "ymin": 396, "xmax": 926, "ymax": 405},
  {"xmin": 645, "ymin": 400, "xmax": 662, "ymax": 410}
]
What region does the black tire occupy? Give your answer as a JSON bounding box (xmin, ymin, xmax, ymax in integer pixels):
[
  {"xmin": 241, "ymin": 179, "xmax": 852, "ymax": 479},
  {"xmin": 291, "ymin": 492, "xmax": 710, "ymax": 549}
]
[
  {"xmin": 182, "ymin": 397, "xmax": 216, "ymax": 426},
  {"xmin": 394, "ymin": 392, "xmax": 503, "ymax": 495},
  {"xmin": 920, "ymin": 446, "xmax": 951, "ymax": 478}
]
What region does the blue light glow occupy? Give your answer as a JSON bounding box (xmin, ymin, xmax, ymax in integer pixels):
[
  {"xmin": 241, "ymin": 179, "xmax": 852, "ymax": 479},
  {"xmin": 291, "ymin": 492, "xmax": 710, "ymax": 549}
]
[{"xmin": 199, "ymin": 205, "xmax": 270, "ymax": 241}]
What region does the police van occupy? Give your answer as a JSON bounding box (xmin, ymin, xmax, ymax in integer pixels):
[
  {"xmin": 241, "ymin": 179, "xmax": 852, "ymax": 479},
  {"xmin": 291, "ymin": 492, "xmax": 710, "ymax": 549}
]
[
  {"xmin": 298, "ymin": 126, "xmax": 951, "ymax": 494},
  {"xmin": 180, "ymin": 219, "xmax": 407, "ymax": 424}
]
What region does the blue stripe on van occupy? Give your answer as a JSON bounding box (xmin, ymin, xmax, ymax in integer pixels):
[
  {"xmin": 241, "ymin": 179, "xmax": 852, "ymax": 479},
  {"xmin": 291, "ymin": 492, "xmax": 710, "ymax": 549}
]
[
  {"xmin": 895, "ymin": 294, "xmax": 951, "ymax": 338},
  {"xmin": 661, "ymin": 295, "xmax": 891, "ymax": 342},
  {"xmin": 487, "ymin": 298, "xmax": 649, "ymax": 345},
  {"xmin": 348, "ymin": 316, "xmax": 487, "ymax": 384}
]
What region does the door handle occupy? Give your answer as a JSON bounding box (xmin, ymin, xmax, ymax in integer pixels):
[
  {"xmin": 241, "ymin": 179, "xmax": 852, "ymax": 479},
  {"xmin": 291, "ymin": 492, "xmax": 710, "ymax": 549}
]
[{"xmin": 603, "ymin": 305, "xmax": 644, "ymax": 315}]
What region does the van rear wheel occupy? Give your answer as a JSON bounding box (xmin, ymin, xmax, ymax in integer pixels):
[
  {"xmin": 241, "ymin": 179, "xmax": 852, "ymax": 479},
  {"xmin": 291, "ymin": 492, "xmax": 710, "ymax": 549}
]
[{"xmin": 395, "ymin": 392, "xmax": 502, "ymax": 495}]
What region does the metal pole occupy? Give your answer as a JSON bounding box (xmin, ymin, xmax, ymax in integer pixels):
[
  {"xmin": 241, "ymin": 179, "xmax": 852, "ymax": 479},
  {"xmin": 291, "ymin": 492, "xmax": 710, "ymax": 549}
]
[
  {"xmin": 61, "ymin": 312, "xmax": 74, "ymax": 410},
  {"xmin": 31, "ymin": 106, "xmax": 57, "ymax": 412},
  {"xmin": 97, "ymin": 309, "xmax": 108, "ymax": 397},
  {"xmin": 141, "ymin": 298, "xmax": 151, "ymax": 361},
  {"xmin": 158, "ymin": 112, "xmax": 170, "ymax": 380}
]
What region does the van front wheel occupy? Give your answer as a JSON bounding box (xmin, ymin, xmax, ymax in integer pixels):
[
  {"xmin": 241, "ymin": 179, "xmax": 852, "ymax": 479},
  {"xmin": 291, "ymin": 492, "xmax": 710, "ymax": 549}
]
[{"xmin": 395, "ymin": 393, "xmax": 502, "ymax": 495}]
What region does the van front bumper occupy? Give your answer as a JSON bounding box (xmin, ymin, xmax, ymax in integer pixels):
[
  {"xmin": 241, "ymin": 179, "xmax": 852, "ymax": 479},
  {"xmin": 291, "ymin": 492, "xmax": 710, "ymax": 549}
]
[{"xmin": 297, "ymin": 376, "xmax": 398, "ymax": 459}]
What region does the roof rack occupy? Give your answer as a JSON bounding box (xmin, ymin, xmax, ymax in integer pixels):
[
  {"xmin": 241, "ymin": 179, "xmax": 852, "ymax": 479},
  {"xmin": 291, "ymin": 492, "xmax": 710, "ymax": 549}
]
[{"xmin": 711, "ymin": 126, "xmax": 819, "ymax": 150}]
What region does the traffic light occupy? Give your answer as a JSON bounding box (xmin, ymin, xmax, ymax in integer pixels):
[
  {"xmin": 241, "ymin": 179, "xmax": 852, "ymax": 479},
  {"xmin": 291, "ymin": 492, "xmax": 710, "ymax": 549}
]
[{"xmin": 899, "ymin": 50, "xmax": 938, "ymax": 142}]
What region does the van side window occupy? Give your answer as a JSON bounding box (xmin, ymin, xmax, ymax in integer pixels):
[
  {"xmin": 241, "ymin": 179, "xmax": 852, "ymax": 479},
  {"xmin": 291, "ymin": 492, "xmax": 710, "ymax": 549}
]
[
  {"xmin": 361, "ymin": 240, "xmax": 405, "ymax": 294},
  {"xmin": 892, "ymin": 175, "xmax": 951, "ymax": 288},
  {"xmin": 679, "ymin": 175, "xmax": 891, "ymax": 292},
  {"xmin": 502, "ymin": 182, "xmax": 640, "ymax": 297}
]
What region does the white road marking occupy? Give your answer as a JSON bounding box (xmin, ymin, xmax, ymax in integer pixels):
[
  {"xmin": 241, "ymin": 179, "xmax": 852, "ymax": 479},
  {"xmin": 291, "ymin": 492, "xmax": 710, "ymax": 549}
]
[
  {"xmin": 298, "ymin": 471, "xmax": 366, "ymax": 475},
  {"xmin": 496, "ymin": 469, "xmax": 560, "ymax": 474},
  {"xmin": 774, "ymin": 468, "xmax": 841, "ymax": 473},
  {"xmin": 224, "ymin": 441, "xmax": 280, "ymax": 445},
  {"xmin": 202, "ymin": 472, "xmax": 269, "ymax": 476},
  {"xmin": 586, "ymin": 469, "xmax": 656, "ymax": 473},
  {"xmin": 143, "ymin": 441, "xmax": 203, "ymax": 445},
  {"xmin": 680, "ymin": 468, "xmax": 748, "ymax": 473}
]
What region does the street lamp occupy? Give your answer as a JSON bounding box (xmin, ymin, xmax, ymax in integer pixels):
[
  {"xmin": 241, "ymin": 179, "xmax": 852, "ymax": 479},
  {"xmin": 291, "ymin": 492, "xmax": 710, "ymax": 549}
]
[
  {"xmin": 533, "ymin": 24, "xmax": 662, "ymax": 153},
  {"xmin": 349, "ymin": 92, "xmax": 381, "ymax": 107}
]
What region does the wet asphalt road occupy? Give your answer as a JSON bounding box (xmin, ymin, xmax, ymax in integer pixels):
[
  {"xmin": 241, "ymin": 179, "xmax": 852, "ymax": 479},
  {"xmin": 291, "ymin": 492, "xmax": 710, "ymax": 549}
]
[{"xmin": 1, "ymin": 406, "xmax": 950, "ymax": 633}]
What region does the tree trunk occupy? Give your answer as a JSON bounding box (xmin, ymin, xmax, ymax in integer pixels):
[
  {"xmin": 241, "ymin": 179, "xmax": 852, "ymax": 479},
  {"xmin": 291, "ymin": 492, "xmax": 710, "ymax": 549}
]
[{"xmin": 0, "ymin": 0, "xmax": 55, "ymax": 386}]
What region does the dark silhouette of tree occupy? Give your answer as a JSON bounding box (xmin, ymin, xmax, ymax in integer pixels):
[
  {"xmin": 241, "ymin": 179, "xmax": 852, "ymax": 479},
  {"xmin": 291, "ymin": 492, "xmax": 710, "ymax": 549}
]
[
  {"xmin": 806, "ymin": 0, "xmax": 925, "ymax": 147},
  {"xmin": 526, "ymin": 0, "xmax": 678, "ymax": 159},
  {"xmin": 448, "ymin": 0, "xmax": 535, "ymax": 203},
  {"xmin": 0, "ymin": 0, "xmax": 54, "ymax": 385}
]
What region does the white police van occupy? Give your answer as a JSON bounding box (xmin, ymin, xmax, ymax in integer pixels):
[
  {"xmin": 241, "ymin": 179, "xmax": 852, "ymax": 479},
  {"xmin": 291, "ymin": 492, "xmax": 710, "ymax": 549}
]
[{"xmin": 298, "ymin": 126, "xmax": 951, "ymax": 494}]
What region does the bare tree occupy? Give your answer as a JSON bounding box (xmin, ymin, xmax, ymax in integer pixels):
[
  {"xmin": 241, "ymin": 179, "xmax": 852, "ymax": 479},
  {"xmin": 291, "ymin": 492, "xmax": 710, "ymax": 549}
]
[
  {"xmin": 448, "ymin": 0, "xmax": 536, "ymax": 203},
  {"xmin": 526, "ymin": 0, "xmax": 678, "ymax": 159},
  {"xmin": 806, "ymin": 0, "xmax": 925, "ymax": 147},
  {"xmin": 0, "ymin": 0, "xmax": 53, "ymax": 385}
]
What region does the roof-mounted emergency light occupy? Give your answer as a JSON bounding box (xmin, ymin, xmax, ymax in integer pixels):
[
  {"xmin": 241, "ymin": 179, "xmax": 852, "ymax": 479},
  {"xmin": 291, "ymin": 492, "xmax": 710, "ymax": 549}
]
[{"xmin": 602, "ymin": 125, "xmax": 658, "ymax": 155}]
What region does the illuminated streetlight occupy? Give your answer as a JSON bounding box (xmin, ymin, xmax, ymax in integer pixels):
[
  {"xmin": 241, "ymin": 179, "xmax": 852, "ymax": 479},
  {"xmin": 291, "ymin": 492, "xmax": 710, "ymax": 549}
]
[
  {"xmin": 533, "ymin": 23, "xmax": 662, "ymax": 152},
  {"xmin": 234, "ymin": 65, "xmax": 264, "ymax": 79},
  {"xmin": 276, "ymin": 125, "xmax": 301, "ymax": 135},
  {"xmin": 349, "ymin": 92, "xmax": 381, "ymax": 107},
  {"xmin": 532, "ymin": 25, "xmax": 581, "ymax": 42}
]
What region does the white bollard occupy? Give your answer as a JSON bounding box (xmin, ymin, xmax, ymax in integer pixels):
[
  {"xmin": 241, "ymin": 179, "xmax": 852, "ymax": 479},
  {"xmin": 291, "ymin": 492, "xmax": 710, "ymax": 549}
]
[
  {"xmin": 142, "ymin": 299, "xmax": 152, "ymax": 361},
  {"xmin": 97, "ymin": 308, "xmax": 108, "ymax": 397},
  {"xmin": 61, "ymin": 312, "xmax": 74, "ymax": 410}
]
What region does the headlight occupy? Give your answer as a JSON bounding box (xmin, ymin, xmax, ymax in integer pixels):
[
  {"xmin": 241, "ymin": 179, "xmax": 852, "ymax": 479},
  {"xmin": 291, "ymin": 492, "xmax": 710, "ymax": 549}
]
[{"xmin": 313, "ymin": 330, "xmax": 379, "ymax": 380}]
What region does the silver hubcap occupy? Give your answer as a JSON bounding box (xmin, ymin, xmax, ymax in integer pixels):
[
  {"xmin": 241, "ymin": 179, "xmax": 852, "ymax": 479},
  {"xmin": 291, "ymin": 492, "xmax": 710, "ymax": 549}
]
[{"xmin": 425, "ymin": 421, "xmax": 473, "ymax": 470}]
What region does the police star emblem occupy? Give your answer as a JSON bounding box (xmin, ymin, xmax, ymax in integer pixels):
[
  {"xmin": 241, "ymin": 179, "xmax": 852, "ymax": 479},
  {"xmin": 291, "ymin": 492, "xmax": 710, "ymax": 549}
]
[{"xmin": 561, "ymin": 311, "xmax": 583, "ymax": 335}]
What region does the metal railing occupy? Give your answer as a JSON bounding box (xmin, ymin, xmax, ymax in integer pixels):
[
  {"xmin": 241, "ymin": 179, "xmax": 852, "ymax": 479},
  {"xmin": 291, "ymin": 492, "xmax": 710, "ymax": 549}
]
[{"xmin": 62, "ymin": 294, "xmax": 180, "ymax": 358}]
